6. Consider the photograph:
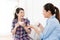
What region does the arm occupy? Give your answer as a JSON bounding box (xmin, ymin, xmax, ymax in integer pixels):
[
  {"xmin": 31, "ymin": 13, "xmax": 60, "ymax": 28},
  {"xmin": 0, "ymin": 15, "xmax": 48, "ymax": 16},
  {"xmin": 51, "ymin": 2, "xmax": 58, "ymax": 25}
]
[
  {"xmin": 11, "ymin": 26, "xmax": 17, "ymax": 35},
  {"xmin": 30, "ymin": 23, "xmax": 44, "ymax": 35},
  {"xmin": 30, "ymin": 25, "xmax": 41, "ymax": 35},
  {"xmin": 11, "ymin": 21, "xmax": 19, "ymax": 35},
  {"xmin": 24, "ymin": 19, "xmax": 31, "ymax": 34},
  {"xmin": 38, "ymin": 23, "xmax": 44, "ymax": 32},
  {"xmin": 40, "ymin": 20, "xmax": 56, "ymax": 39}
]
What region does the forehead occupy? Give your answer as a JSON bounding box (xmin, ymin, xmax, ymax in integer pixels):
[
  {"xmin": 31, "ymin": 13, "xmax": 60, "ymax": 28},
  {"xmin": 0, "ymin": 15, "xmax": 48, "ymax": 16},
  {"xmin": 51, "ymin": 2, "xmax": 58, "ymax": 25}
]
[{"xmin": 19, "ymin": 10, "xmax": 24, "ymax": 12}]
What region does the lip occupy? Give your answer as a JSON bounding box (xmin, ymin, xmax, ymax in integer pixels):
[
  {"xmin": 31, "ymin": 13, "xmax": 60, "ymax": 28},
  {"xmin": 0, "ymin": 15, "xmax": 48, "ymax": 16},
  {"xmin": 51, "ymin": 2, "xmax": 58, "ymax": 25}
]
[{"xmin": 22, "ymin": 16, "xmax": 24, "ymax": 17}]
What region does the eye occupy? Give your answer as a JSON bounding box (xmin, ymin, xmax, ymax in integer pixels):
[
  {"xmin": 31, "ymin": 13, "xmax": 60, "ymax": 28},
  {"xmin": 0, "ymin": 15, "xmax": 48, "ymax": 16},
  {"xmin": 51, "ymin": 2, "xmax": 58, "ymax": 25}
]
[{"xmin": 21, "ymin": 12, "xmax": 23, "ymax": 13}]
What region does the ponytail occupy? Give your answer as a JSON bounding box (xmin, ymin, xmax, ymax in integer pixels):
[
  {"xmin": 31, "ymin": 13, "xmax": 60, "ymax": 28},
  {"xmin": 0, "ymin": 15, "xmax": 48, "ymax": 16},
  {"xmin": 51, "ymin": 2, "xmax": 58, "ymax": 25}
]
[
  {"xmin": 44, "ymin": 3, "xmax": 60, "ymax": 23},
  {"xmin": 55, "ymin": 7, "xmax": 60, "ymax": 23},
  {"xmin": 14, "ymin": 13, "xmax": 18, "ymax": 19}
]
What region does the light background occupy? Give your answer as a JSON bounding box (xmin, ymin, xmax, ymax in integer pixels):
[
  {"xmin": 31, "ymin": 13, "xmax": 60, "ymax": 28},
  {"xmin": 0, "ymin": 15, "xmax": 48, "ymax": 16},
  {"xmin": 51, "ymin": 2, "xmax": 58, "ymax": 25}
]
[{"xmin": 0, "ymin": 0, "xmax": 60, "ymax": 40}]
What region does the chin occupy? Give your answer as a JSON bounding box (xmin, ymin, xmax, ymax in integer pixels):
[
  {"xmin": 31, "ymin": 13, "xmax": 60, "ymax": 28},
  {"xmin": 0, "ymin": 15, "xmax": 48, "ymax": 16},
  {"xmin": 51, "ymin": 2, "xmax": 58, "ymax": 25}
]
[
  {"xmin": 43, "ymin": 15, "xmax": 46, "ymax": 18},
  {"xmin": 21, "ymin": 16, "xmax": 24, "ymax": 18},
  {"xmin": 44, "ymin": 16, "xmax": 47, "ymax": 18}
]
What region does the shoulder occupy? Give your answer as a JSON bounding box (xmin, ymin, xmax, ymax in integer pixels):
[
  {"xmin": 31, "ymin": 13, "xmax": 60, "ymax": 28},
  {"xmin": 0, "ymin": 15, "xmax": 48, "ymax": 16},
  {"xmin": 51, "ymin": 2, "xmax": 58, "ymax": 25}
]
[
  {"xmin": 12, "ymin": 19, "xmax": 17, "ymax": 23},
  {"xmin": 25, "ymin": 18, "xmax": 30, "ymax": 22},
  {"xmin": 48, "ymin": 18, "xmax": 59, "ymax": 25}
]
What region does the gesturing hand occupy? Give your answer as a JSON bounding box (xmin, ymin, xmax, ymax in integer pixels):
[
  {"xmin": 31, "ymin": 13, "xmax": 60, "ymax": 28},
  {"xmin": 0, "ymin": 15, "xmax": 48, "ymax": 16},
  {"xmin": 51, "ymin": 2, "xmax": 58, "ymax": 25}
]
[
  {"xmin": 37, "ymin": 23, "xmax": 44, "ymax": 32},
  {"xmin": 15, "ymin": 23, "xmax": 20, "ymax": 28},
  {"xmin": 18, "ymin": 21, "xmax": 25, "ymax": 27}
]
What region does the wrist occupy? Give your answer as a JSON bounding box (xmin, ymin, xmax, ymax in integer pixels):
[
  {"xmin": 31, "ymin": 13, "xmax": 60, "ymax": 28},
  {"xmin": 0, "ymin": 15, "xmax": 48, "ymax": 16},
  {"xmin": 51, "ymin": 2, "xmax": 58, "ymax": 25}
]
[{"xmin": 15, "ymin": 26, "xmax": 17, "ymax": 29}]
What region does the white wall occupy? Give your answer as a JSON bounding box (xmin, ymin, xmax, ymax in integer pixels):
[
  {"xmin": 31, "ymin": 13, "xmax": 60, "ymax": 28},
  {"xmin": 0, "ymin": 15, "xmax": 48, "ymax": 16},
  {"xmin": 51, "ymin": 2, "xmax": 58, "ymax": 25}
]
[
  {"xmin": 0, "ymin": 0, "xmax": 60, "ymax": 40},
  {"xmin": 0, "ymin": 0, "xmax": 18, "ymax": 35}
]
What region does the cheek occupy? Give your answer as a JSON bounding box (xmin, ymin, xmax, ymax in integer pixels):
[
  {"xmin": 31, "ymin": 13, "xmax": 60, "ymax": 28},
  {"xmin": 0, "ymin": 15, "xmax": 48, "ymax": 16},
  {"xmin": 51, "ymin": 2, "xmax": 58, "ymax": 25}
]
[
  {"xmin": 19, "ymin": 13, "xmax": 21, "ymax": 16},
  {"xmin": 21, "ymin": 13, "xmax": 24, "ymax": 16},
  {"xmin": 43, "ymin": 12, "xmax": 49, "ymax": 18},
  {"xmin": 43, "ymin": 11, "xmax": 46, "ymax": 17},
  {"xmin": 43, "ymin": 13, "xmax": 46, "ymax": 17},
  {"xmin": 43, "ymin": 10, "xmax": 48, "ymax": 18},
  {"xmin": 20, "ymin": 13, "xmax": 24, "ymax": 17}
]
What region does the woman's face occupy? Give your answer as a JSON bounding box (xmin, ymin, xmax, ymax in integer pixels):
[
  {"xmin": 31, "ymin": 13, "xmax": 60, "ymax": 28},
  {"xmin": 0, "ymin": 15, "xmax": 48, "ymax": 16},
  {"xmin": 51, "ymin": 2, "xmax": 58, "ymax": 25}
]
[
  {"xmin": 43, "ymin": 9, "xmax": 50, "ymax": 18},
  {"xmin": 17, "ymin": 10, "xmax": 24, "ymax": 18}
]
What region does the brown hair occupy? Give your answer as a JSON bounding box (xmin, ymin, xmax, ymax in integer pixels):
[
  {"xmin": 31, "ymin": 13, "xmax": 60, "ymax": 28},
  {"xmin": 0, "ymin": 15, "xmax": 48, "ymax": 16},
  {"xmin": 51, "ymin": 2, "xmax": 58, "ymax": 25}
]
[{"xmin": 44, "ymin": 3, "xmax": 60, "ymax": 23}]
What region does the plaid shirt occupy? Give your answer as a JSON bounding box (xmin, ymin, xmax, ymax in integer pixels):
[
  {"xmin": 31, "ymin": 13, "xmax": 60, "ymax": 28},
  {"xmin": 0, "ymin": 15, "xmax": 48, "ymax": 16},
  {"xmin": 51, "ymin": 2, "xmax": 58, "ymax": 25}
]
[{"xmin": 12, "ymin": 18, "xmax": 31, "ymax": 40}]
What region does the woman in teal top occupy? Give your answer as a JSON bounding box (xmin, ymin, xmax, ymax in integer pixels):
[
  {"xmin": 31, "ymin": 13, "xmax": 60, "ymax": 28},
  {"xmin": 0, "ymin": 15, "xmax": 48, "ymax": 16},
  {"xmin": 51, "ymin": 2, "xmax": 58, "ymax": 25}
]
[{"xmin": 30, "ymin": 3, "xmax": 60, "ymax": 40}]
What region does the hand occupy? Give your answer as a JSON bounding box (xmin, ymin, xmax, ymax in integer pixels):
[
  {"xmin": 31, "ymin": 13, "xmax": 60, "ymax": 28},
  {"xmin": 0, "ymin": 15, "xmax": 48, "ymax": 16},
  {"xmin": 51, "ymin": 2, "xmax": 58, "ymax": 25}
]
[
  {"xmin": 37, "ymin": 23, "xmax": 44, "ymax": 32},
  {"xmin": 37, "ymin": 23, "xmax": 43, "ymax": 27},
  {"xmin": 28, "ymin": 25, "xmax": 34, "ymax": 29},
  {"xmin": 37, "ymin": 23, "xmax": 41, "ymax": 27},
  {"xmin": 18, "ymin": 21, "xmax": 25, "ymax": 27},
  {"xmin": 15, "ymin": 23, "xmax": 19, "ymax": 28}
]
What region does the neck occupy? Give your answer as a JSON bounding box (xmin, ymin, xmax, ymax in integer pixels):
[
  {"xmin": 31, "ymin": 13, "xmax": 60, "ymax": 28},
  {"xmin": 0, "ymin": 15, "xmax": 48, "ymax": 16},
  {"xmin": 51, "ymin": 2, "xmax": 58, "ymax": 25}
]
[
  {"xmin": 18, "ymin": 17, "xmax": 21, "ymax": 22},
  {"xmin": 48, "ymin": 15, "xmax": 52, "ymax": 19}
]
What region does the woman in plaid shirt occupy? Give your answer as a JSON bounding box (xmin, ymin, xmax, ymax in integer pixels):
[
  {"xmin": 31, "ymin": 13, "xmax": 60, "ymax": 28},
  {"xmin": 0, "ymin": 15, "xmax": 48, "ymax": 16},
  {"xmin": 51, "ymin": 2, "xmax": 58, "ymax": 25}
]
[{"xmin": 11, "ymin": 8, "xmax": 31, "ymax": 40}]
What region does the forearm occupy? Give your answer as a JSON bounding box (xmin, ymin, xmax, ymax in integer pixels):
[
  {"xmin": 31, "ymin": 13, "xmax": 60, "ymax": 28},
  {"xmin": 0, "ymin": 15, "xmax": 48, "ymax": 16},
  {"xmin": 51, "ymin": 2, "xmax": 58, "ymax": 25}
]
[
  {"xmin": 11, "ymin": 27, "xmax": 17, "ymax": 35},
  {"xmin": 40, "ymin": 27, "xmax": 44, "ymax": 33},
  {"xmin": 39, "ymin": 24, "xmax": 44, "ymax": 32},
  {"xmin": 33, "ymin": 27, "xmax": 41, "ymax": 35}
]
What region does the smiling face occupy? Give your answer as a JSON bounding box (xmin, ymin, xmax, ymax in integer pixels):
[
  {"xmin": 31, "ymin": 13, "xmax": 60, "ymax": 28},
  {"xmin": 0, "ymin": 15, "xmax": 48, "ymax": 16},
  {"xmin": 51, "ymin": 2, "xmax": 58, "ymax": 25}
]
[
  {"xmin": 17, "ymin": 10, "xmax": 25, "ymax": 18},
  {"xmin": 43, "ymin": 8, "xmax": 52, "ymax": 18}
]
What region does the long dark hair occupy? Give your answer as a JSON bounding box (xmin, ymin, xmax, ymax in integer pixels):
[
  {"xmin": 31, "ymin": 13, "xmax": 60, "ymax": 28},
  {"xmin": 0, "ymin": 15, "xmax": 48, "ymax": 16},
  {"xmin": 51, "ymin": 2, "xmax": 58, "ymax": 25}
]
[
  {"xmin": 14, "ymin": 8, "xmax": 24, "ymax": 19},
  {"xmin": 44, "ymin": 3, "xmax": 60, "ymax": 23}
]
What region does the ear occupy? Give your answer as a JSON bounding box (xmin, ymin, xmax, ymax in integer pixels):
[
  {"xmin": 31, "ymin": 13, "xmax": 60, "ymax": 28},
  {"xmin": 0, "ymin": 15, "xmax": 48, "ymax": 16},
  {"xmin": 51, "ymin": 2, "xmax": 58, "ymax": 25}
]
[
  {"xmin": 48, "ymin": 10, "xmax": 51, "ymax": 13},
  {"xmin": 16, "ymin": 13, "xmax": 18, "ymax": 16}
]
